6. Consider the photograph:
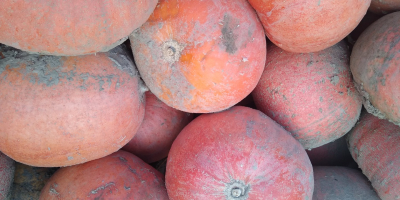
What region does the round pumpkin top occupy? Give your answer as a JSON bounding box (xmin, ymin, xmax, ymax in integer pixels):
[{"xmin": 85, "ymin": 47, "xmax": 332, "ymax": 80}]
[{"xmin": 0, "ymin": 0, "xmax": 157, "ymax": 56}]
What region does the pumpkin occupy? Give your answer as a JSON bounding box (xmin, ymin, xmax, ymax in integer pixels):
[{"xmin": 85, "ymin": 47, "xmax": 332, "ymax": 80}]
[
  {"xmin": 369, "ymin": 0, "xmax": 400, "ymax": 15},
  {"xmin": 130, "ymin": 0, "xmax": 266, "ymax": 113},
  {"xmin": 166, "ymin": 106, "xmax": 313, "ymax": 199},
  {"xmin": 350, "ymin": 11, "xmax": 400, "ymax": 126},
  {"xmin": 347, "ymin": 112, "xmax": 400, "ymax": 199},
  {"xmin": 122, "ymin": 91, "xmax": 193, "ymax": 163},
  {"xmin": 313, "ymin": 166, "xmax": 379, "ymax": 200},
  {"xmin": 0, "ymin": 0, "xmax": 158, "ymax": 56},
  {"xmin": 252, "ymin": 41, "xmax": 362, "ymax": 149},
  {"xmin": 0, "ymin": 44, "xmax": 145, "ymax": 167},
  {"xmin": 39, "ymin": 150, "xmax": 168, "ymax": 199},
  {"xmin": 247, "ymin": 0, "xmax": 370, "ymax": 53}
]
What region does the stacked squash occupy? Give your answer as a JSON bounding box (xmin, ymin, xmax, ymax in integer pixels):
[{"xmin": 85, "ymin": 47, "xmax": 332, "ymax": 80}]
[{"xmin": 0, "ymin": 0, "xmax": 400, "ymax": 199}]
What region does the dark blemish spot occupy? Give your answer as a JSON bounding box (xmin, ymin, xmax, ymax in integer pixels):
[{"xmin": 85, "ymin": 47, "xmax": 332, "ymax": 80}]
[
  {"xmin": 221, "ymin": 14, "xmax": 238, "ymax": 54},
  {"xmin": 79, "ymin": 73, "xmax": 90, "ymax": 90},
  {"xmin": 307, "ymin": 60, "xmax": 314, "ymax": 67},
  {"xmin": 124, "ymin": 186, "xmax": 131, "ymax": 190},
  {"xmin": 119, "ymin": 157, "xmax": 127, "ymax": 162},
  {"xmin": 319, "ymin": 96, "xmax": 323, "ymax": 102},
  {"xmin": 329, "ymin": 75, "xmax": 339, "ymax": 85},
  {"xmin": 106, "ymin": 75, "xmax": 113, "ymax": 87},
  {"xmin": 319, "ymin": 108, "xmax": 323, "ymax": 113},
  {"xmin": 380, "ymin": 78, "xmax": 386, "ymax": 86},
  {"xmin": 98, "ymin": 77, "xmax": 105, "ymax": 91},
  {"xmin": 245, "ymin": 120, "xmax": 256, "ymax": 138}
]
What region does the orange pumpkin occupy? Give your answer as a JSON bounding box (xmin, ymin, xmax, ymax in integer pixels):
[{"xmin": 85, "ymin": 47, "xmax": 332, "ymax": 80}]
[
  {"xmin": 122, "ymin": 91, "xmax": 193, "ymax": 163},
  {"xmin": 347, "ymin": 112, "xmax": 400, "ymax": 199},
  {"xmin": 247, "ymin": 0, "xmax": 370, "ymax": 53},
  {"xmin": 0, "ymin": 45, "xmax": 146, "ymax": 167},
  {"xmin": 39, "ymin": 150, "xmax": 168, "ymax": 200},
  {"xmin": 0, "ymin": 0, "xmax": 158, "ymax": 56},
  {"xmin": 130, "ymin": 0, "xmax": 266, "ymax": 113}
]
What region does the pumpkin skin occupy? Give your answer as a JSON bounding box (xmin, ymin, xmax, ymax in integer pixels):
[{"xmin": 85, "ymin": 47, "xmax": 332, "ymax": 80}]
[
  {"xmin": 369, "ymin": 0, "xmax": 400, "ymax": 15},
  {"xmin": 130, "ymin": 0, "xmax": 266, "ymax": 113},
  {"xmin": 10, "ymin": 162, "xmax": 58, "ymax": 200},
  {"xmin": 0, "ymin": 0, "xmax": 158, "ymax": 56},
  {"xmin": 247, "ymin": 0, "xmax": 370, "ymax": 53},
  {"xmin": 166, "ymin": 106, "xmax": 314, "ymax": 200},
  {"xmin": 252, "ymin": 41, "xmax": 362, "ymax": 149},
  {"xmin": 39, "ymin": 150, "xmax": 168, "ymax": 200},
  {"xmin": 0, "ymin": 45, "xmax": 146, "ymax": 167},
  {"xmin": 350, "ymin": 11, "xmax": 400, "ymax": 126},
  {"xmin": 313, "ymin": 166, "xmax": 379, "ymax": 200},
  {"xmin": 0, "ymin": 152, "xmax": 14, "ymax": 200},
  {"xmin": 122, "ymin": 91, "xmax": 193, "ymax": 163},
  {"xmin": 347, "ymin": 112, "xmax": 400, "ymax": 200}
]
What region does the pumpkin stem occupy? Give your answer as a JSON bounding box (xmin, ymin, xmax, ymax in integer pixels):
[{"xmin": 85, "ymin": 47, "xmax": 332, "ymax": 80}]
[
  {"xmin": 162, "ymin": 40, "xmax": 185, "ymax": 64},
  {"xmin": 224, "ymin": 180, "xmax": 249, "ymax": 200}
]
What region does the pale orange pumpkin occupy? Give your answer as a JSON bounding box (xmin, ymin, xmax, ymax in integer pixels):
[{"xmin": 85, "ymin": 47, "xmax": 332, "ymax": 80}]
[
  {"xmin": 0, "ymin": 45, "xmax": 146, "ymax": 167},
  {"xmin": 0, "ymin": 0, "xmax": 158, "ymax": 56}
]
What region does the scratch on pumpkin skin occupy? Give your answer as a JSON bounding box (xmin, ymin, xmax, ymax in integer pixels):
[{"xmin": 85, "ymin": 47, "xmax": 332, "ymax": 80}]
[
  {"xmin": 49, "ymin": 183, "xmax": 61, "ymax": 198},
  {"xmin": 88, "ymin": 182, "xmax": 116, "ymax": 197}
]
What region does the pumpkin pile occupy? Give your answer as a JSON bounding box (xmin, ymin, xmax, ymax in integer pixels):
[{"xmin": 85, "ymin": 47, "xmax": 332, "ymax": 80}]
[{"xmin": 0, "ymin": 0, "xmax": 399, "ymax": 199}]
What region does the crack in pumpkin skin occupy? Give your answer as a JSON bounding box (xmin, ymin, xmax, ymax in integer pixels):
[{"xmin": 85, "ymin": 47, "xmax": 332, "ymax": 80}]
[{"xmin": 130, "ymin": 0, "xmax": 266, "ymax": 113}]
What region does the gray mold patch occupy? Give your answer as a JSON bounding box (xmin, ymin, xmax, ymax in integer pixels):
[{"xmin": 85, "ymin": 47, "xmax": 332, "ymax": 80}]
[
  {"xmin": 221, "ymin": 14, "xmax": 238, "ymax": 54},
  {"xmin": 0, "ymin": 47, "xmax": 126, "ymax": 91},
  {"xmin": 329, "ymin": 75, "xmax": 339, "ymax": 85},
  {"xmin": 0, "ymin": 52, "xmax": 65, "ymax": 87}
]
